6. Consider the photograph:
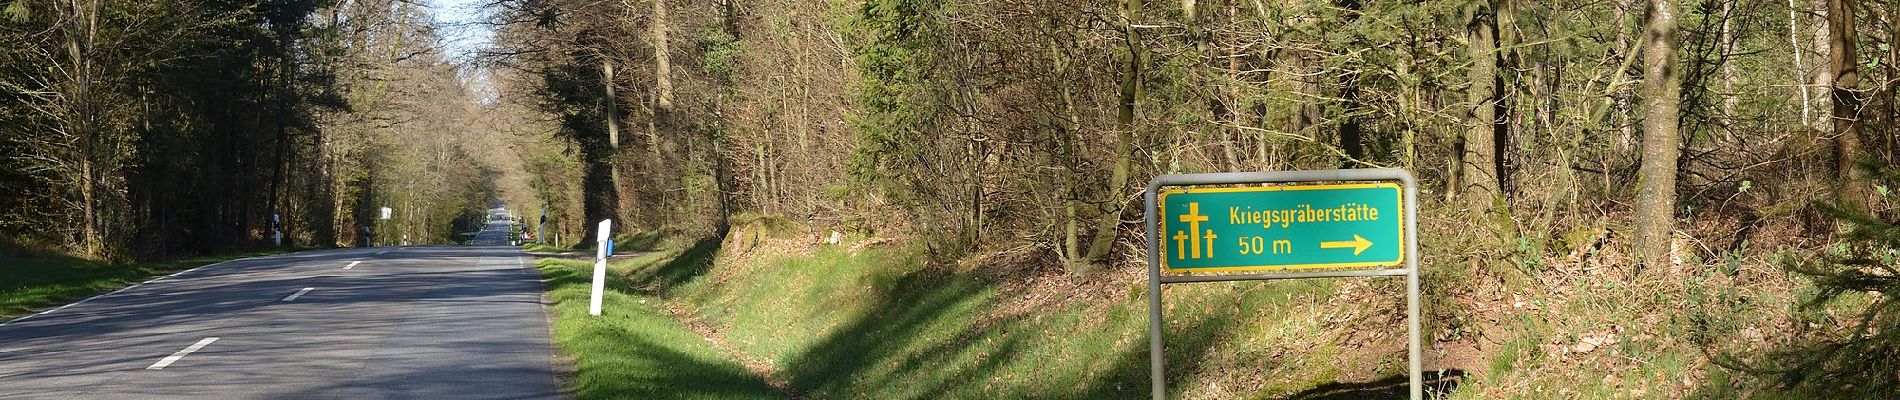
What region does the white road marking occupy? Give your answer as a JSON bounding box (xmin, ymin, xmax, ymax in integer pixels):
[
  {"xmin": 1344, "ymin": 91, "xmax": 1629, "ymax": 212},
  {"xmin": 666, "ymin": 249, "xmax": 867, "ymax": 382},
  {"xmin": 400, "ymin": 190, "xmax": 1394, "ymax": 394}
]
[
  {"xmin": 282, "ymin": 287, "xmax": 314, "ymax": 302},
  {"xmin": 146, "ymin": 337, "xmax": 218, "ymax": 370},
  {"xmin": 0, "ymin": 252, "xmax": 292, "ymax": 328},
  {"xmin": 344, "ymin": 261, "xmax": 361, "ymax": 270},
  {"xmin": 377, "ymin": 251, "xmax": 388, "ymax": 255}
]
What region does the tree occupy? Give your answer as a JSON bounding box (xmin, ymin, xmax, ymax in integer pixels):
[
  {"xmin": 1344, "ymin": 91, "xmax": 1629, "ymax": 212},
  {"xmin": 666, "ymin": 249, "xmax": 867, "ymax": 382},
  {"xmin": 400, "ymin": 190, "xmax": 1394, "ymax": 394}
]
[
  {"xmin": 1829, "ymin": 0, "xmax": 1866, "ymax": 212},
  {"xmin": 1461, "ymin": 0, "xmax": 1501, "ymax": 215},
  {"xmin": 1069, "ymin": 0, "xmax": 1140, "ymax": 272},
  {"xmin": 1635, "ymin": 0, "xmax": 1681, "ymax": 274}
]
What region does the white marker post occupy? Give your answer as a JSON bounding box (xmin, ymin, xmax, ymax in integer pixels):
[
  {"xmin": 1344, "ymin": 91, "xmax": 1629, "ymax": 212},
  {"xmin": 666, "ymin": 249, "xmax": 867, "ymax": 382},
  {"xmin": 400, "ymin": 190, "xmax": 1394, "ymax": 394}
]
[{"xmin": 589, "ymin": 219, "xmax": 611, "ymax": 316}]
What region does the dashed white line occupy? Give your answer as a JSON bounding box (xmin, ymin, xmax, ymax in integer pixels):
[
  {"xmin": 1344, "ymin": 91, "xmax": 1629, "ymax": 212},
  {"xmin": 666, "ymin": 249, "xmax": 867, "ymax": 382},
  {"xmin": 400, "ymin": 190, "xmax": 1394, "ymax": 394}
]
[
  {"xmin": 344, "ymin": 261, "xmax": 361, "ymax": 270},
  {"xmin": 146, "ymin": 337, "xmax": 218, "ymax": 370},
  {"xmin": 376, "ymin": 251, "xmax": 388, "ymax": 255},
  {"xmin": 282, "ymin": 287, "xmax": 314, "ymax": 302}
]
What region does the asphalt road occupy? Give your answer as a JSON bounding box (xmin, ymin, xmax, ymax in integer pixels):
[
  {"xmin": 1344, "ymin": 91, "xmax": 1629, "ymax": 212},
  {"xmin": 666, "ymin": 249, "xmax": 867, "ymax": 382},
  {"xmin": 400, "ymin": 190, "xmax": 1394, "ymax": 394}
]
[{"xmin": 0, "ymin": 207, "xmax": 558, "ymax": 399}]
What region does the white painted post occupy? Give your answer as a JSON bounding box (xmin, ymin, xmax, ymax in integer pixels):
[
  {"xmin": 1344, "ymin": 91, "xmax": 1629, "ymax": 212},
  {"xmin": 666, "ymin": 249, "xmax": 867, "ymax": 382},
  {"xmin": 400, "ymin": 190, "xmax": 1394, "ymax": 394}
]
[{"xmin": 589, "ymin": 219, "xmax": 611, "ymax": 316}]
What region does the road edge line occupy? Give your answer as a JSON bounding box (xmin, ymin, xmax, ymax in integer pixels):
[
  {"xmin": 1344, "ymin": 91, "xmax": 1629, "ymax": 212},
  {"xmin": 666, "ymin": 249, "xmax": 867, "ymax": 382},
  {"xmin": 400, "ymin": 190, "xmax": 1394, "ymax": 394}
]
[{"xmin": 0, "ymin": 248, "xmax": 342, "ymax": 327}]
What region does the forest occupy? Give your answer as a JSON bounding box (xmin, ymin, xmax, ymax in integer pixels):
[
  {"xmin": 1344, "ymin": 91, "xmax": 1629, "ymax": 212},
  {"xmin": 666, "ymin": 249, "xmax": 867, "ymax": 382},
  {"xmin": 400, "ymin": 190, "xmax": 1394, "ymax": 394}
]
[{"xmin": 9, "ymin": 0, "xmax": 1900, "ymax": 396}]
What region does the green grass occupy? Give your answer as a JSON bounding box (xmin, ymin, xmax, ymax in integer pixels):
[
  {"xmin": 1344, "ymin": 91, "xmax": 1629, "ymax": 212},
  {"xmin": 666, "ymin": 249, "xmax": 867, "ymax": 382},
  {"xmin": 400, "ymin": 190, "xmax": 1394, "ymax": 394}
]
[
  {"xmin": 522, "ymin": 242, "xmax": 572, "ymax": 253},
  {"xmin": 536, "ymin": 255, "xmax": 783, "ymax": 399},
  {"xmin": 528, "ymin": 229, "xmax": 672, "ymax": 254},
  {"xmin": 538, "ymin": 228, "xmax": 1362, "ymax": 399},
  {"xmin": 0, "ymin": 247, "xmax": 311, "ymax": 320}
]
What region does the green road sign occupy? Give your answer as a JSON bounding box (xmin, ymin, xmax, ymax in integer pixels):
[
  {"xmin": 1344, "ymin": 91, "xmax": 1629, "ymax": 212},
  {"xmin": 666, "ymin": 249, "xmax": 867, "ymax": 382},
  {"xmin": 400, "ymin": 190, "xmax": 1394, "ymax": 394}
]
[{"xmin": 1158, "ymin": 183, "xmax": 1404, "ymax": 273}]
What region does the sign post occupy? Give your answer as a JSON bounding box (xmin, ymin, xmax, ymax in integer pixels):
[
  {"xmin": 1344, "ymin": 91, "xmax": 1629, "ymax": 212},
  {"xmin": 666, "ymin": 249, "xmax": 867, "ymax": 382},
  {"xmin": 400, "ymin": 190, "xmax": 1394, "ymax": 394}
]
[
  {"xmin": 1145, "ymin": 168, "xmax": 1420, "ymax": 399},
  {"xmin": 590, "ymin": 219, "xmax": 612, "ymax": 316}
]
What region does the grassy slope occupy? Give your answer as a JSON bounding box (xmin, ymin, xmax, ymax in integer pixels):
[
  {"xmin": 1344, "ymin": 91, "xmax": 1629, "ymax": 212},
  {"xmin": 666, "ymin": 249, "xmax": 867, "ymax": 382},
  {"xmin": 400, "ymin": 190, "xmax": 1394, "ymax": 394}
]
[
  {"xmin": 539, "ymin": 215, "xmax": 1832, "ymax": 399},
  {"xmin": 0, "ymin": 248, "xmax": 309, "ymax": 320},
  {"xmin": 676, "ymin": 245, "xmax": 1356, "ymax": 399},
  {"xmin": 539, "ymin": 223, "xmax": 1407, "ymax": 399},
  {"xmin": 536, "ymin": 249, "xmax": 783, "ymax": 399}
]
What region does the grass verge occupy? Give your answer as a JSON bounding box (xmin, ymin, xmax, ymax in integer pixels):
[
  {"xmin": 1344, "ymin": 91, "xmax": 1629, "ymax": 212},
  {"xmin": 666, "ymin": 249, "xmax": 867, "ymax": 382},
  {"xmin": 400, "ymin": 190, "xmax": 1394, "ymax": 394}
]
[
  {"xmin": 536, "ymin": 252, "xmax": 783, "ymax": 399},
  {"xmin": 537, "ymin": 224, "xmax": 1403, "ymax": 399},
  {"xmin": 0, "ymin": 247, "xmax": 313, "ymax": 320}
]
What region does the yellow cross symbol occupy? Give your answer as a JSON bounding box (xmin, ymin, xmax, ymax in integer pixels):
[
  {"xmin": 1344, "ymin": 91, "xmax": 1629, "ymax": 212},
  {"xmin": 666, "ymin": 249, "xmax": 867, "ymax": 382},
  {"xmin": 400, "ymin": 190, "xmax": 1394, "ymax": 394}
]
[{"xmin": 1177, "ymin": 203, "xmax": 1211, "ymax": 259}]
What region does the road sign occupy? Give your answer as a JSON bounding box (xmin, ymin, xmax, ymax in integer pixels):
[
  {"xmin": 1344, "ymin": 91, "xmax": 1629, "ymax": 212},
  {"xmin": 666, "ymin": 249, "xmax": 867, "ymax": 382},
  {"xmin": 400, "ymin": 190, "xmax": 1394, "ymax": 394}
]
[
  {"xmin": 1158, "ymin": 183, "xmax": 1403, "ymax": 273},
  {"xmin": 1145, "ymin": 169, "xmax": 1421, "ymax": 400},
  {"xmin": 380, "ymin": 207, "xmax": 392, "ymax": 220}
]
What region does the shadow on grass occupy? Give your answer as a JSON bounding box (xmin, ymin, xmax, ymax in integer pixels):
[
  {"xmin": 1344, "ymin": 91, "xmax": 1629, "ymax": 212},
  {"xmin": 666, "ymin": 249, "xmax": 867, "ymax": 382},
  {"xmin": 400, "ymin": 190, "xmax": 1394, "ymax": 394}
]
[
  {"xmin": 537, "ymin": 255, "xmax": 783, "ymax": 400},
  {"xmin": 776, "ymin": 266, "xmax": 994, "ymax": 397},
  {"xmin": 1061, "ymin": 303, "xmax": 1244, "ymax": 400},
  {"xmin": 1282, "ymin": 369, "xmax": 1466, "ymax": 400},
  {"xmin": 567, "ymin": 320, "xmax": 782, "ymax": 399},
  {"xmin": 616, "ymin": 230, "xmax": 671, "ymax": 253},
  {"xmin": 763, "ymin": 261, "xmax": 1240, "ymax": 399},
  {"xmin": 622, "ymin": 237, "xmax": 723, "ymax": 296},
  {"xmin": 587, "ymin": 236, "xmax": 1372, "ymax": 399},
  {"xmin": 1685, "ymin": 333, "xmax": 1900, "ymax": 399}
]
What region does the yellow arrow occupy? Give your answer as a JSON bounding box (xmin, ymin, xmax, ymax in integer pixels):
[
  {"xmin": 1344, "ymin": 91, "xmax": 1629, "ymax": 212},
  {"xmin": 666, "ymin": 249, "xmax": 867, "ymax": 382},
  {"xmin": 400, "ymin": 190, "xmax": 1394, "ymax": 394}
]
[{"xmin": 1320, "ymin": 234, "xmax": 1373, "ymax": 256}]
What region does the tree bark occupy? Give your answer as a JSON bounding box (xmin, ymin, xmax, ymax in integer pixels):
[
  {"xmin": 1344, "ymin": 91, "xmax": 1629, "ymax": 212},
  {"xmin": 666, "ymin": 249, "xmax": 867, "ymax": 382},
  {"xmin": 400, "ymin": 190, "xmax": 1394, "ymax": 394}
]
[
  {"xmin": 652, "ymin": 0, "xmax": 673, "ymax": 116},
  {"xmin": 1829, "ymin": 0, "xmax": 1866, "ymax": 212},
  {"xmin": 1814, "ymin": 0, "xmax": 1834, "ymax": 130},
  {"xmin": 1720, "ymin": 0, "xmax": 1738, "ymax": 134},
  {"xmin": 1790, "ymin": 0, "xmax": 1815, "ymax": 126},
  {"xmin": 1636, "ymin": 0, "xmax": 1681, "ymax": 275},
  {"xmin": 1336, "ymin": 0, "xmax": 1364, "ymax": 165},
  {"xmin": 1462, "ymin": 1, "xmax": 1501, "ymax": 214},
  {"xmin": 1070, "ymin": 0, "xmax": 1142, "ymax": 273},
  {"xmin": 604, "ymin": 61, "xmax": 619, "ymax": 149},
  {"xmin": 646, "ymin": 0, "xmax": 671, "ymax": 160}
]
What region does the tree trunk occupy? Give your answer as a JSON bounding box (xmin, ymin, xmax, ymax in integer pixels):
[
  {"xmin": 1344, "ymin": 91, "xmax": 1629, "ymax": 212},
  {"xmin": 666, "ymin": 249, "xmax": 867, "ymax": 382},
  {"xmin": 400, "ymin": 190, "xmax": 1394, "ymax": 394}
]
[
  {"xmin": 604, "ymin": 61, "xmax": 619, "ymax": 149},
  {"xmin": 1336, "ymin": 0, "xmax": 1363, "ymax": 165},
  {"xmin": 1463, "ymin": 1, "xmax": 1501, "ymax": 215},
  {"xmin": 268, "ymin": 29, "xmax": 294, "ymax": 247},
  {"xmin": 1720, "ymin": 0, "xmax": 1738, "ymax": 135},
  {"xmin": 66, "ymin": 0, "xmax": 105, "ymax": 258},
  {"xmin": 652, "ymin": 0, "xmax": 673, "ymax": 122},
  {"xmin": 1790, "ymin": 0, "xmax": 1815, "ymax": 126},
  {"xmin": 1636, "ymin": 0, "xmax": 1682, "ymax": 275},
  {"xmin": 1814, "ymin": 0, "xmax": 1834, "ymax": 130},
  {"xmin": 1494, "ymin": 0, "xmax": 1518, "ymax": 198},
  {"xmin": 712, "ymin": 0, "xmax": 738, "ymax": 237},
  {"xmin": 1829, "ymin": 0, "xmax": 1866, "ymax": 212},
  {"xmin": 1071, "ymin": 0, "xmax": 1142, "ymax": 273}
]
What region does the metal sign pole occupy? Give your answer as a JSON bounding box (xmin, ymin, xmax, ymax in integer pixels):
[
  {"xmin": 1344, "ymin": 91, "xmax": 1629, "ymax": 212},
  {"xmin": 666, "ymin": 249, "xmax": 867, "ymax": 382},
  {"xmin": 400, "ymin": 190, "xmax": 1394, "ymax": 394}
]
[
  {"xmin": 1145, "ymin": 185, "xmax": 1166, "ymax": 399},
  {"xmin": 1145, "ymin": 168, "xmax": 1421, "ymax": 400},
  {"xmin": 1404, "ymin": 176, "xmax": 1422, "ymax": 399}
]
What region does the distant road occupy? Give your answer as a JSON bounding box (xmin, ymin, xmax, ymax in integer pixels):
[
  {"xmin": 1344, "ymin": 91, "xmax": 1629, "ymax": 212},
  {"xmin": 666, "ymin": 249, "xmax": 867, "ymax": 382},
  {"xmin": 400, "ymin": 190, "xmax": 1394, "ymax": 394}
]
[{"xmin": 0, "ymin": 207, "xmax": 558, "ymax": 399}]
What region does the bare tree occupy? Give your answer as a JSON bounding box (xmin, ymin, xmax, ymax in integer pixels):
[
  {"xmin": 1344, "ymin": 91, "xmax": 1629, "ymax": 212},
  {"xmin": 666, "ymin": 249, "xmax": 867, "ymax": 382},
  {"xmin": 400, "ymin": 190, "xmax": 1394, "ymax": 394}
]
[
  {"xmin": 1462, "ymin": 0, "xmax": 1501, "ymax": 215},
  {"xmin": 1829, "ymin": 0, "xmax": 1866, "ymax": 211},
  {"xmin": 1636, "ymin": 0, "xmax": 1681, "ymax": 274}
]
